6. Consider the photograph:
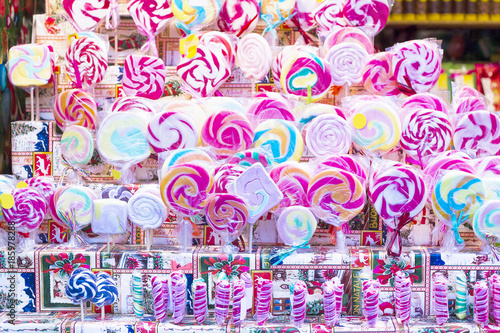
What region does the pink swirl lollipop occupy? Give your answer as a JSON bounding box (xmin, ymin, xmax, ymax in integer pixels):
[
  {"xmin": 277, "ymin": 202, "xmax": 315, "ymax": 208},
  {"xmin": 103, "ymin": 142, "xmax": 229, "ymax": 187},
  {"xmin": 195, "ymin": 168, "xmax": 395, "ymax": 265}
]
[
  {"xmin": 4, "ymin": 188, "xmax": 47, "ymax": 232},
  {"xmin": 323, "ymin": 27, "xmax": 375, "ymax": 55},
  {"xmin": 395, "ymin": 271, "xmax": 411, "ymax": 323},
  {"xmin": 456, "ymin": 85, "xmax": 486, "ymax": 101},
  {"xmin": 291, "ymin": 281, "xmax": 307, "ymax": 326},
  {"xmin": 147, "ymin": 111, "xmax": 198, "ymax": 153},
  {"xmin": 326, "ymin": 42, "xmax": 369, "ymax": 86},
  {"xmin": 433, "ymin": 273, "xmax": 449, "ymax": 325},
  {"xmin": 48, "ymin": 186, "xmax": 68, "ymax": 225},
  {"xmin": 256, "ymin": 278, "xmax": 273, "ymax": 325},
  {"xmin": 402, "ymin": 93, "xmax": 449, "ymax": 114},
  {"xmin": 313, "ymin": 0, "xmax": 349, "ymax": 34},
  {"xmin": 177, "ymin": 44, "xmax": 231, "ymax": 98},
  {"xmin": 400, "ymin": 109, "xmax": 452, "ymax": 167},
  {"xmin": 489, "ymin": 274, "xmax": 500, "ymax": 324},
  {"xmin": 293, "ymin": 0, "xmax": 322, "ymax": 32},
  {"xmin": 171, "ymin": 272, "xmax": 187, "ymax": 324},
  {"xmin": 270, "ymin": 162, "xmax": 310, "ymax": 211},
  {"xmin": 272, "ymin": 45, "xmax": 317, "ymax": 91},
  {"xmin": 201, "ymin": 110, "xmax": 254, "ymax": 158},
  {"xmin": 54, "ymin": 89, "xmax": 97, "ymax": 131},
  {"xmin": 205, "ymin": 194, "xmax": 249, "ymax": 241},
  {"xmin": 232, "ymin": 280, "xmax": 245, "ymax": 326},
  {"xmin": 363, "ymin": 280, "xmax": 380, "ymax": 327},
  {"xmin": 215, "ymin": 280, "xmax": 231, "ymax": 326},
  {"xmin": 213, "ymin": 164, "xmax": 244, "ymax": 193},
  {"xmin": 151, "ymin": 276, "xmax": 166, "ymax": 322},
  {"xmin": 123, "ymin": 55, "xmax": 166, "ymax": 100},
  {"xmin": 192, "ymin": 279, "xmax": 207, "ymax": 324},
  {"xmin": 305, "ymin": 114, "xmax": 352, "ymax": 157},
  {"xmin": 111, "ymin": 96, "xmax": 155, "ymax": 113},
  {"xmin": 217, "ymin": 0, "xmax": 260, "ymax": 37},
  {"xmin": 247, "ymin": 97, "xmax": 295, "ymax": 122},
  {"xmin": 128, "ymin": 0, "xmax": 173, "ymax": 57},
  {"xmin": 343, "ymin": 0, "xmax": 390, "ymax": 36},
  {"xmin": 65, "ymin": 37, "xmax": 107, "ymax": 88},
  {"xmin": 319, "ymin": 154, "xmax": 368, "ymax": 186},
  {"xmin": 237, "ymin": 33, "xmax": 272, "ymax": 81},
  {"xmin": 200, "ymin": 32, "xmax": 236, "ymax": 69},
  {"xmin": 475, "ymin": 280, "xmax": 489, "ymax": 328},
  {"xmin": 452, "ymin": 97, "xmax": 487, "ymax": 114},
  {"xmin": 393, "ymin": 40, "xmax": 442, "ymax": 94},
  {"xmin": 362, "ymin": 52, "xmax": 400, "ymax": 96},
  {"xmin": 26, "ymin": 177, "xmax": 55, "ymax": 205},
  {"xmin": 475, "ymin": 156, "xmax": 500, "ymax": 177},
  {"xmin": 62, "ymin": 0, "xmax": 110, "ymax": 32},
  {"xmin": 453, "ymin": 111, "xmax": 500, "ymax": 158},
  {"xmin": 280, "ymin": 51, "xmax": 333, "ymax": 102}
]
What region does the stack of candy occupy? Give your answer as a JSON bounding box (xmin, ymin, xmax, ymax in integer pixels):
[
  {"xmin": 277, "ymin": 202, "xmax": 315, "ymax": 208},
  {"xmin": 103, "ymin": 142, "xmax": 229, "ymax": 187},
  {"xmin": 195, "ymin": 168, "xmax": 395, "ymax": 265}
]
[
  {"xmin": 362, "ymin": 279, "xmax": 380, "ymax": 328},
  {"xmin": 433, "ymin": 273, "xmax": 449, "ymax": 325},
  {"xmin": 291, "ymin": 281, "xmax": 307, "ymax": 326},
  {"xmin": 394, "ymin": 271, "xmax": 411, "ymax": 324},
  {"xmin": 474, "ymin": 280, "xmax": 489, "ymax": 328},
  {"xmin": 215, "ymin": 279, "xmax": 231, "ymax": 325}
]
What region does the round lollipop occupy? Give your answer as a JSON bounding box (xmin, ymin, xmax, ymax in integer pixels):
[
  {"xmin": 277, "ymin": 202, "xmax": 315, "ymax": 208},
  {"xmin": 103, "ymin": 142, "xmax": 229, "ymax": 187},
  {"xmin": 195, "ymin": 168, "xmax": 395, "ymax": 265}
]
[
  {"xmin": 313, "ymin": 0, "xmax": 349, "ymax": 35},
  {"xmin": 277, "ymin": 206, "xmax": 317, "ymax": 247},
  {"xmin": 3, "ymin": 188, "xmax": 47, "ymax": 233},
  {"xmin": 54, "ymin": 89, "xmax": 97, "ymax": 131},
  {"xmin": 161, "ymin": 148, "xmax": 214, "ymax": 177},
  {"xmin": 217, "ymin": 0, "xmax": 260, "ymax": 37},
  {"xmin": 205, "ymin": 193, "xmax": 249, "ymax": 253},
  {"xmin": 65, "ymin": 37, "xmax": 108, "ymax": 89},
  {"xmin": 237, "ymin": 33, "xmax": 272, "ymax": 92},
  {"xmin": 123, "ymin": 55, "xmax": 166, "ymax": 100},
  {"xmin": 326, "ymin": 42, "xmax": 369, "ymax": 87},
  {"xmin": 323, "ymin": 27, "xmax": 375, "ymax": 55},
  {"xmin": 432, "ymin": 171, "xmax": 487, "ymax": 251},
  {"xmin": 25, "ymin": 176, "xmax": 55, "ymax": 207},
  {"xmin": 65, "ymin": 268, "xmax": 97, "ymax": 321},
  {"xmin": 128, "ymin": 187, "xmax": 167, "ymax": 230},
  {"xmin": 61, "ymin": 125, "xmax": 94, "ymax": 166},
  {"xmin": 369, "ymin": 164, "xmax": 427, "ymax": 256},
  {"xmin": 305, "ymin": 114, "xmax": 352, "ymax": 157},
  {"xmin": 92, "ymin": 272, "xmax": 118, "ymax": 320},
  {"xmin": 402, "ymin": 93, "xmax": 449, "ymax": 115},
  {"xmin": 473, "ymin": 200, "xmax": 500, "ymax": 248},
  {"xmin": 270, "ymin": 162, "xmax": 311, "ymax": 212},
  {"xmin": 56, "ymin": 186, "xmax": 96, "ymax": 229},
  {"xmin": 319, "ymin": 154, "xmax": 368, "ymax": 187},
  {"xmin": 147, "ymin": 111, "xmax": 199, "ymax": 153},
  {"xmin": 362, "ymin": 52, "xmax": 400, "ymax": 96},
  {"xmin": 111, "ymin": 96, "xmax": 155, "ymax": 114},
  {"xmin": 453, "ymin": 111, "xmax": 500, "ymax": 158},
  {"xmin": 247, "ymin": 97, "xmax": 295, "ymax": 122},
  {"xmin": 199, "ymin": 31, "xmax": 236, "ymax": 69},
  {"xmin": 476, "ymin": 156, "xmax": 500, "ymax": 177},
  {"xmin": 62, "ymin": 0, "xmax": 110, "ymax": 32},
  {"xmin": 213, "ymin": 164, "xmax": 245, "ymax": 193},
  {"xmin": 343, "ymin": 0, "xmax": 390, "ymax": 36},
  {"xmin": 253, "ymin": 119, "xmax": 304, "ymax": 164},
  {"xmin": 171, "ymin": 0, "xmax": 221, "ymax": 35}
]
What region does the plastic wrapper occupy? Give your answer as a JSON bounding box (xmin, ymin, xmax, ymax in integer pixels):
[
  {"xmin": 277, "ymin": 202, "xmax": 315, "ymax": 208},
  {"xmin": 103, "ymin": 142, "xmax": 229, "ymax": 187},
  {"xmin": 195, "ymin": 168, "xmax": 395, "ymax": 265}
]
[
  {"xmin": 123, "ymin": 55, "xmax": 166, "ymax": 100},
  {"xmin": 316, "ymin": 154, "xmax": 369, "ymax": 188},
  {"xmin": 368, "ymin": 161, "xmax": 427, "ymax": 256},
  {"xmin": 217, "ymin": 0, "xmax": 260, "ymax": 37},
  {"xmin": 160, "ymin": 148, "xmax": 216, "ymax": 178},
  {"xmin": 270, "ymin": 162, "xmax": 311, "ymax": 214},
  {"xmin": 472, "ymin": 200, "xmax": 500, "ymax": 261},
  {"xmin": 60, "ymin": 125, "xmax": 95, "ymax": 167},
  {"xmin": 431, "ymin": 170, "xmax": 486, "ymax": 253},
  {"xmin": 253, "ymin": 119, "xmax": 304, "ymax": 164},
  {"xmin": 304, "ymin": 113, "xmax": 353, "ymax": 157},
  {"xmin": 53, "ymin": 89, "xmax": 98, "ymax": 131}
]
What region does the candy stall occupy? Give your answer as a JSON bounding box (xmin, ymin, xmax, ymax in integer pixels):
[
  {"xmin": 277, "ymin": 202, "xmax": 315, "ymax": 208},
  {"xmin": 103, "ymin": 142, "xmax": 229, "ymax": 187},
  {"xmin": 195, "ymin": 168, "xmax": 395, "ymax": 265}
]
[{"xmin": 2, "ymin": 0, "xmax": 500, "ymax": 332}]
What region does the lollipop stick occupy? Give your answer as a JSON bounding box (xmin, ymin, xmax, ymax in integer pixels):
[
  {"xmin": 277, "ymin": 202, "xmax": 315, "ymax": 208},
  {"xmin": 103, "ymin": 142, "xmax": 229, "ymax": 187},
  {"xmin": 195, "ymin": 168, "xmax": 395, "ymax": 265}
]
[
  {"xmin": 107, "ymin": 235, "xmax": 110, "ymax": 253},
  {"xmin": 147, "ymin": 229, "xmax": 152, "ymax": 252},
  {"xmin": 30, "ymin": 86, "xmax": 34, "ymax": 122},
  {"xmin": 114, "ymin": 29, "xmax": 118, "ymax": 67},
  {"xmin": 36, "ymin": 86, "xmax": 40, "ymax": 121},
  {"xmin": 80, "ymin": 300, "xmax": 85, "ymax": 321},
  {"xmin": 101, "ymin": 306, "xmax": 105, "ymax": 320},
  {"xmin": 183, "ymin": 218, "xmax": 188, "ymax": 253},
  {"xmin": 248, "ymin": 225, "xmax": 253, "ymax": 254}
]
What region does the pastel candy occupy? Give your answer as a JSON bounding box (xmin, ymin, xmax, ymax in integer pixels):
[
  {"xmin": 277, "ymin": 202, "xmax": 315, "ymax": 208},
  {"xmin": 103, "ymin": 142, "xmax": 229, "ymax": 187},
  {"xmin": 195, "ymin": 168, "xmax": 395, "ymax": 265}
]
[
  {"xmin": 291, "ymin": 280, "xmax": 307, "ymax": 326},
  {"xmin": 65, "ymin": 37, "xmax": 108, "ymax": 88},
  {"xmin": 455, "ymin": 272, "xmax": 467, "ymax": 320},
  {"xmin": 162, "ymin": 100, "xmax": 206, "ymax": 144},
  {"xmin": 319, "ymin": 154, "xmax": 368, "ymax": 187},
  {"xmin": 161, "ymin": 148, "xmax": 214, "ymax": 177},
  {"xmin": 313, "ymin": 0, "xmax": 349, "ymax": 34},
  {"xmin": 326, "ymin": 42, "xmax": 368, "ymax": 87},
  {"xmin": 25, "ymin": 176, "xmax": 54, "ymax": 207},
  {"xmin": 215, "ymin": 279, "xmax": 231, "ymax": 325},
  {"xmin": 256, "ymin": 278, "xmax": 273, "ymax": 325},
  {"xmin": 305, "ymin": 113, "xmax": 352, "ymax": 157},
  {"xmin": 362, "ymin": 52, "xmax": 399, "ymax": 96},
  {"xmin": 62, "ymin": 0, "xmax": 110, "ymax": 31},
  {"xmin": 192, "ymin": 279, "xmax": 208, "ymax": 323},
  {"xmin": 54, "ymin": 89, "xmax": 97, "ymax": 130},
  {"xmin": 56, "ymin": 186, "xmax": 96, "ymax": 228},
  {"xmin": 61, "ymin": 125, "xmax": 94, "ymax": 166},
  {"xmin": 3, "ymin": 188, "xmax": 47, "ymax": 232},
  {"xmin": 65, "ymin": 268, "xmax": 97, "ymax": 303},
  {"xmin": 229, "ymin": 163, "xmax": 283, "ymax": 224},
  {"xmin": 147, "ymin": 111, "xmax": 198, "ymax": 153},
  {"xmin": 92, "ymin": 198, "xmax": 128, "ymax": 234},
  {"xmin": 171, "ymin": 272, "xmax": 187, "ymax": 324},
  {"xmin": 473, "ymin": 200, "xmax": 500, "ymax": 243},
  {"xmin": 218, "ymin": 0, "xmax": 260, "ymax": 37},
  {"xmin": 171, "ymin": 0, "xmax": 221, "ymax": 33},
  {"xmin": 253, "ymin": 119, "xmax": 304, "ymax": 164},
  {"xmin": 456, "ymin": 86, "xmax": 486, "ymax": 101},
  {"xmin": 8, "ymin": 44, "xmax": 51, "ymax": 87},
  {"xmin": 132, "ymin": 270, "xmax": 144, "ymax": 316},
  {"xmin": 93, "ymin": 272, "xmax": 118, "ymax": 309},
  {"xmin": 433, "ymin": 272, "xmax": 449, "ymax": 325},
  {"xmin": 97, "ymin": 112, "xmax": 152, "ymax": 168},
  {"xmin": 205, "ymin": 193, "xmax": 248, "ymax": 241},
  {"xmin": 402, "ymin": 93, "xmax": 449, "ymax": 114},
  {"xmin": 475, "ymin": 280, "xmax": 489, "ymax": 328},
  {"xmin": 452, "ymin": 97, "xmax": 487, "ymax": 114},
  {"xmin": 343, "ymin": 0, "xmax": 390, "ymax": 36},
  {"xmin": 453, "ymin": 111, "xmax": 500, "ymax": 158},
  {"xmin": 476, "ymin": 156, "xmax": 500, "ymax": 177},
  {"xmin": 237, "ymin": 33, "xmax": 272, "ymax": 81},
  {"xmin": 277, "ymin": 206, "xmax": 317, "ymax": 247},
  {"xmin": 123, "ymin": 55, "xmax": 166, "ymax": 100},
  {"xmin": 227, "ymin": 149, "xmax": 272, "ymax": 168},
  {"xmin": 128, "ymin": 187, "xmax": 167, "ymax": 229}
]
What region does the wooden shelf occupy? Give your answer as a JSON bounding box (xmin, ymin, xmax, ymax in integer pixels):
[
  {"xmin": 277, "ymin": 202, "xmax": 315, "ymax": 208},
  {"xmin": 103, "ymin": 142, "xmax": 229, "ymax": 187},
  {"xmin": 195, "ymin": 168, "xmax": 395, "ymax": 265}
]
[{"xmin": 386, "ymin": 20, "xmax": 500, "ymax": 29}]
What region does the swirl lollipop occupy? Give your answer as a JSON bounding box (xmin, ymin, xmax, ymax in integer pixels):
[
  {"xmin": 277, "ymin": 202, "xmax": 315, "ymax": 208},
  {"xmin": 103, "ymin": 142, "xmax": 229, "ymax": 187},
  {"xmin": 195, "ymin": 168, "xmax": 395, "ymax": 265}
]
[
  {"xmin": 400, "ymin": 109, "xmax": 452, "ymax": 167},
  {"xmin": 473, "ymin": 200, "xmax": 500, "ymax": 252},
  {"xmin": 128, "ymin": 187, "xmax": 167, "ymax": 230},
  {"xmin": 253, "ymin": 119, "xmax": 304, "ymax": 164},
  {"xmin": 123, "ymin": 55, "xmax": 166, "ymax": 100},
  {"xmin": 432, "ymin": 171, "xmax": 486, "ymax": 251},
  {"xmin": 305, "ymin": 114, "xmax": 352, "ymax": 157},
  {"xmin": 319, "ymin": 154, "xmax": 368, "ymax": 187},
  {"xmin": 161, "ymin": 148, "xmax": 214, "ymax": 176},
  {"xmin": 323, "ymin": 27, "xmax": 375, "ymax": 55},
  {"xmin": 171, "ymin": 0, "xmax": 221, "ymax": 35},
  {"xmin": 227, "ymin": 150, "xmax": 272, "ymax": 168},
  {"xmin": 25, "ymin": 176, "xmax": 54, "ymax": 207},
  {"xmin": 299, "ymin": 104, "xmax": 346, "ymax": 125},
  {"xmin": 92, "ymin": 272, "xmax": 118, "ymax": 319},
  {"xmin": 343, "ymin": 0, "xmax": 390, "ymax": 36},
  {"xmin": 111, "ymin": 96, "xmax": 155, "ymax": 113},
  {"xmin": 403, "ymin": 93, "xmax": 449, "ymax": 114},
  {"xmin": 369, "ymin": 164, "xmax": 427, "ymax": 256},
  {"xmin": 61, "ymin": 125, "xmax": 94, "ymax": 166},
  {"xmin": 213, "ymin": 164, "xmax": 244, "ymax": 193},
  {"xmin": 277, "ymin": 206, "xmax": 317, "ymax": 247},
  {"xmin": 128, "ymin": 0, "xmax": 173, "ymax": 57},
  {"xmin": 453, "ymin": 111, "xmax": 500, "ymax": 158},
  {"xmin": 237, "ymin": 33, "xmax": 272, "ymax": 91},
  {"xmin": 62, "ymin": 0, "xmax": 110, "ymax": 32},
  {"xmin": 260, "ymin": 0, "xmax": 295, "ymax": 37},
  {"xmin": 313, "ymin": 0, "xmax": 349, "ymax": 35},
  {"xmin": 56, "ymin": 186, "xmax": 96, "ymax": 229},
  {"xmin": 65, "ymin": 37, "xmax": 107, "ymax": 89},
  {"xmin": 205, "ymin": 194, "xmax": 249, "ymax": 253},
  {"xmin": 54, "ymin": 89, "xmax": 97, "ymax": 131},
  {"xmin": 66, "ymin": 268, "xmax": 97, "ymax": 321},
  {"xmin": 362, "ymin": 52, "xmax": 400, "ymax": 96},
  {"xmin": 3, "ymin": 188, "xmax": 46, "ymax": 233},
  {"xmin": 247, "ymin": 97, "xmax": 295, "ymax": 122},
  {"xmin": 218, "ymin": 0, "xmax": 260, "ymax": 37},
  {"xmin": 147, "ymin": 111, "xmax": 198, "ymax": 153},
  {"xmin": 270, "ymin": 162, "xmax": 310, "ymax": 211},
  {"xmin": 326, "ymin": 42, "xmax": 369, "ymax": 87},
  {"xmin": 452, "ymin": 97, "xmax": 487, "ymax": 114}
]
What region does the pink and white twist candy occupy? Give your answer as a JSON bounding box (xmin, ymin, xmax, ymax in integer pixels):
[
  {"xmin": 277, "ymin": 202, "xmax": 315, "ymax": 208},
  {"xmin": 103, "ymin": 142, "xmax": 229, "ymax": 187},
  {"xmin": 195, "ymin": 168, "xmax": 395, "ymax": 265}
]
[
  {"xmin": 292, "ymin": 281, "xmax": 307, "ymax": 326},
  {"xmin": 4, "ymin": 188, "xmax": 47, "ymax": 232},
  {"xmin": 393, "ymin": 40, "xmax": 442, "ymax": 94},
  {"xmin": 293, "ymin": 0, "xmax": 322, "ymax": 32},
  {"xmin": 489, "ymin": 274, "xmax": 500, "ymax": 324},
  {"xmin": 326, "ymin": 42, "xmax": 369, "ymax": 86},
  {"xmin": 192, "ymin": 279, "xmax": 207, "ymax": 324},
  {"xmin": 323, "ymin": 279, "xmax": 343, "ymax": 327},
  {"xmin": 305, "ymin": 114, "xmax": 352, "ymax": 157},
  {"xmin": 452, "ymin": 97, "xmax": 487, "ymax": 114},
  {"xmin": 65, "ymin": 37, "xmax": 108, "ymax": 88},
  {"xmin": 453, "ymin": 111, "xmax": 500, "ymax": 158},
  {"xmin": 400, "ymin": 109, "xmax": 452, "ymax": 167},
  {"xmin": 256, "ymin": 278, "xmax": 273, "ymax": 325},
  {"xmin": 241, "ymin": 272, "xmax": 253, "ymax": 318},
  {"xmin": 237, "ymin": 33, "xmax": 272, "ymax": 81},
  {"xmin": 476, "ymin": 156, "xmax": 500, "ymax": 177},
  {"xmin": 177, "ymin": 44, "xmax": 231, "ymax": 98},
  {"xmin": 402, "ymin": 93, "xmax": 449, "ymax": 114},
  {"xmin": 343, "ymin": 0, "xmax": 390, "ymax": 36},
  {"xmin": 161, "ymin": 278, "xmax": 170, "ymax": 315},
  {"xmin": 319, "ymin": 154, "xmax": 368, "ymax": 186},
  {"xmin": 475, "ymin": 280, "xmax": 489, "ymax": 328},
  {"xmin": 433, "ymin": 272, "xmax": 449, "ymax": 325},
  {"xmin": 362, "ymin": 280, "xmax": 380, "ymax": 328},
  {"xmin": 323, "ymin": 27, "xmax": 375, "ymax": 55},
  {"xmin": 232, "ymin": 280, "xmax": 245, "ymax": 326},
  {"xmin": 123, "ymin": 55, "xmax": 166, "ymax": 100},
  {"xmin": 127, "ymin": 0, "xmax": 173, "ymax": 57},
  {"xmin": 313, "ymin": 0, "xmax": 349, "ymax": 34},
  {"xmin": 151, "ymin": 276, "xmax": 166, "ymax": 322},
  {"xmin": 214, "ymin": 164, "xmax": 244, "ymax": 193},
  {"xmin": 147, "ymin": 111, "xmax": 198, "ymax": 153},
  {"xmin": 217, "ymin": 0, "xmax": 260, "ymax": 37},
  {"xmin": 395, "ymin": 271, "xmax": 411, "ymax": 323},
  {"xmin": 62, "ymin": 0, "xmax": 110, "ymax": 32},
  {"xmin": 215, "ymin": 280, "xmax": 231, "ymax": 326},
  {"xmin": 199, "ymin": 32, "xmax": 236, "ymax": 69},
  {"xmin": 362, "ymin": 52, "xmax": 400, "ymax": 96},
  {"xmin": 171, "ymin": 272, "xmax": 186, "ymax": 324}
]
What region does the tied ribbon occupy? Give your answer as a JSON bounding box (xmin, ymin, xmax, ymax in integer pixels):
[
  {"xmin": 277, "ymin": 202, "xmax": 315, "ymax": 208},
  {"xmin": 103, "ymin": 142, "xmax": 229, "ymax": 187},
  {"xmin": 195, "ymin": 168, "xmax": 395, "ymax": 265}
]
[
  {"xmin": 290, "ymin": 15, "xmax": 318, "ymax": 46},
  {"xmin": 178, "ymin": 215, "xmax": 202, "ymax": 237},
  {"xmin": 60, "ymin": 156, "xmax": 91, "ymax": 185},
  {"xmin": 386, "ymin": 213, "xmax": 413, "ymax": 257},
  {"xmin": 141, "ymin": 30, "xmax": 159, "ymax": 57},
  {"xmin": 59, "ymin": 208, "xmax": 88, "ymax": 247},
  {"xmin": 486, "ymin": 235, "xmax": 500, "ymax": 263},
  {"xmin": 450, "ymin": 210, "xmax": 467, "ymax": 245},
  {"xmin": 270, "ymin": 242, "xmax": 310, "ymax": 266},
  {"xmin": 105, "ymin": 0, "xmax": 120, "ymax": 30},
  {"xmin": 261, "ymin": 11, "xmax": 297, "ymax": 40},
  {"xmin": 175, "ymin": 21, "xmax": 192, "ymax": 38}
]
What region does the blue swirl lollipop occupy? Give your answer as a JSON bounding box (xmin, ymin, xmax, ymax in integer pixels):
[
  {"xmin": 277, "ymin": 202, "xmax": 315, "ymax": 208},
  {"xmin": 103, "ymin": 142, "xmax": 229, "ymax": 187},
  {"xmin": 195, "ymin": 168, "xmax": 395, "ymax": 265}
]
[
  {"xmin": 65, "ymin": 268, "xmax": 97, "ymax": 303},
  {"xmin": 93, "ymin": 272, "xmax": 118, "ymax": 308}
]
